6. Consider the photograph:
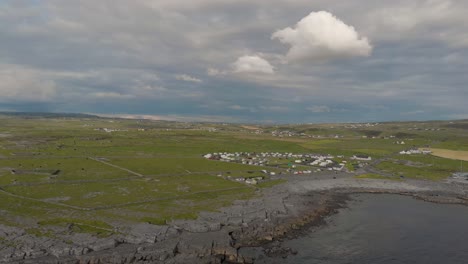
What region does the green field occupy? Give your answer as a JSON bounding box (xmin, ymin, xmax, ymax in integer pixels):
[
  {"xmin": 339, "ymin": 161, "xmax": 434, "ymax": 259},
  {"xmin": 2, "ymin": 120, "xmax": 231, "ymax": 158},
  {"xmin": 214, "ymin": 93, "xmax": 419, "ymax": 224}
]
[
  {"xmin": 375, "ymin": 154, "xmax": 462, "ymax": 180},
  {"xmin": 0, "ymin": 113, "xmax": 466, "ymax": 237}
]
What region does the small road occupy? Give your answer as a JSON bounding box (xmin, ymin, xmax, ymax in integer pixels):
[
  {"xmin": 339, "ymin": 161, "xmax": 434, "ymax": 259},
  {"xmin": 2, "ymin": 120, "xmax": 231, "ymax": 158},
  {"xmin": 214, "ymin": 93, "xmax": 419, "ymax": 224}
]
[{"xmin": 89, "ymin": 157, "xmax": 144, "ymax": 177}]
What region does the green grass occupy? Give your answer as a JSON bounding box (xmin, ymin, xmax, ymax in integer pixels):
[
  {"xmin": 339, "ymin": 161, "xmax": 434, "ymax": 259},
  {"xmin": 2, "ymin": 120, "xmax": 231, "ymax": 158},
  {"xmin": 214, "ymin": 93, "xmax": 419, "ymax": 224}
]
[
  {"xmin": 431, "ymin": 138, "xmax": 468, "ymax": 151},
  {"xmin": 114, "ymin": 188, "xmax": 255, "ymax": 224},
  {"xmin": 302, "ymin": 138, "xmax": 431, "ymax": 157},
  {"xmin": 0, "ymin": 191, "xmax": 70, "ymax": 219},
  {"xmin": 374, "ymin": 154, "xmax": 461, "ymax": 181},
  {"xmin": 376, "ymin": 161, "xmax": 451, "ymax": 180},
  {"xmin": 109, "ymin": 157, "xmax": 261, "ymax": 175},
  {"xmin": 38, "ymin": 218, "xmax": 114, "ymax": 237},
  {"xmin": 345, "ymin": 162, "xmax": 356, "ymax": 172},
  {"xmin": 302, "ymin": 139, "xmax": 342, "ymax": 146},
  {"xmin": 3, "ymin": 174, "xmax": 247, "ymax": 208},
  {"xmin": 0, "ymin": 115, "xmax": 466, "ymax": 238},
  {"xmin": 0, "ymin": 158, "xmax": 130, "ymax": 185}
]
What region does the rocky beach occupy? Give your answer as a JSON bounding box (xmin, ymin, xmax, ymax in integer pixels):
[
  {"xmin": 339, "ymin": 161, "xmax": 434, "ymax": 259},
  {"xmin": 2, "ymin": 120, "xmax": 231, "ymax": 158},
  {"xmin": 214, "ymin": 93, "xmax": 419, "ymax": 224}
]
[{"xmin": 2, "ymin": 172, "xmax": 468, "ymax": 264}]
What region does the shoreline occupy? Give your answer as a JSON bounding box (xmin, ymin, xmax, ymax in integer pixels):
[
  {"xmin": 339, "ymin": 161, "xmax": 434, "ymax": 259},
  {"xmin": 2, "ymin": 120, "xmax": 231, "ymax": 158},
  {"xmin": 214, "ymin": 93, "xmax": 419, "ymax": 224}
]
[{"xmin": 2, "ymin": 173, "xmax": 468, "ymax": 263}]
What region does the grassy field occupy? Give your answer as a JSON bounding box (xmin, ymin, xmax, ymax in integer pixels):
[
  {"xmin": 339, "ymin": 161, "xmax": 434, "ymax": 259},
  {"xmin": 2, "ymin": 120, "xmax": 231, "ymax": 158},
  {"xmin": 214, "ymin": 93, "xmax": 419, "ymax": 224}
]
[
  {"xmin": 375, "ymin": 154, "xmax": 460, "ymax": 180},
  {"xmin": 109, "ymin": 157, "xmax": 261, "ymax": 175},
  {"xmin": 0, "ymin": 113, "xmax": 466, "ymax": 237},
  {"xmin": 301, "ymin": 138, "xmax": 431, "ymax": 157},
  {"xmin": 429, "ymin": 148, "xmax": 468, "ymax": 161}
]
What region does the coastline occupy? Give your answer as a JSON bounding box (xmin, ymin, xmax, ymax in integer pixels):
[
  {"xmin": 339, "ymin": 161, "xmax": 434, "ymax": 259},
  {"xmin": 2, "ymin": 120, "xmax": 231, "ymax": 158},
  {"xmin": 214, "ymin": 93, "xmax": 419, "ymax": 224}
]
[{"xmin": 2, "ymin": 172, "xmax": 468, "ymax": 264}]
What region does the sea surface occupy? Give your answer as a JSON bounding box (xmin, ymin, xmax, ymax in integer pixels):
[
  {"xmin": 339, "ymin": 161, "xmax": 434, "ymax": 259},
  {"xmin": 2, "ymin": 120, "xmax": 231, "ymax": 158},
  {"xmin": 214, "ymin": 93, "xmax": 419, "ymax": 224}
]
[
  {"xmin": 244, "ymin": 194, "xmax": 468, "ymax": 264},
  {"xmin": 282, "ymin": 194, "xmax": 468, "ymax": 264}
]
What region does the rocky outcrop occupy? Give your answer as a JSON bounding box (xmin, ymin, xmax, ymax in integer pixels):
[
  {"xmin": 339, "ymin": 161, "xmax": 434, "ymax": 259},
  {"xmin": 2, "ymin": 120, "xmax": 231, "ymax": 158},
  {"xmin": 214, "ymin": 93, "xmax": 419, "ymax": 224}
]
[{"xmin": 2, "ymin": 174, "xmax": 468, "ymax": 263}]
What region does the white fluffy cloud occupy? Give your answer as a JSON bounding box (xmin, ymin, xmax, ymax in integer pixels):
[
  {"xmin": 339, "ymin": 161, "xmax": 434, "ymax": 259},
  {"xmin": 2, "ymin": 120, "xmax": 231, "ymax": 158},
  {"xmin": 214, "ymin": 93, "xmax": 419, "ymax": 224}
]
[
  {"xmin": 175, "ymin": 74, "xmax": 202, "ymax": 83},
  {"xmin": 232, "ymin": 55, "xmax": 274, "ymax": 74},
  {"xmin": 272, "ymin": 11, "xmax": 372, "ymax": 62}
]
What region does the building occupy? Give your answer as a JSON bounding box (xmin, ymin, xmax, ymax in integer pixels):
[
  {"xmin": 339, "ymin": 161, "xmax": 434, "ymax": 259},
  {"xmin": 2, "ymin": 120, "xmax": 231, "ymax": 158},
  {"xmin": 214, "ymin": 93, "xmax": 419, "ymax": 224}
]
[{"xmin": 351, "ymin": 155, "xmax": 372, "ymax": 161}]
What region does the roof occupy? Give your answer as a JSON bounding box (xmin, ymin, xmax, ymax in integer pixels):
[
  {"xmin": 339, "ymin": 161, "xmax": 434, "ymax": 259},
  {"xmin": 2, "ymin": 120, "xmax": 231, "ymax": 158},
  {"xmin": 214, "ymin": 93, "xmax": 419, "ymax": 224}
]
[{"xmin": 354, "ymin": 154, "xmax": 370, "ymax": 158}]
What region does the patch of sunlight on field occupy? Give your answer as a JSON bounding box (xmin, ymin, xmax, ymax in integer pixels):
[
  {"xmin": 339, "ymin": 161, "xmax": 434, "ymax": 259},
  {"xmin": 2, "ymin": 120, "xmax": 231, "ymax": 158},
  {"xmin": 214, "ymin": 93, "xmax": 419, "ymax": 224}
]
[{"xmin": 428, "ymin": 148, "xmax": 468, "ymax": 161}]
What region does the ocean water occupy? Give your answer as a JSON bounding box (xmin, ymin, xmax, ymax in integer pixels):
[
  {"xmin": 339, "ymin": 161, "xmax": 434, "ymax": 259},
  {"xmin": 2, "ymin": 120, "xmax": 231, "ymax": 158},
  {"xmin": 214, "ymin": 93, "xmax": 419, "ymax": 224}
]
[{"xmin": 281, "ymin": 194, "xmax": 468, "ymax": 264}]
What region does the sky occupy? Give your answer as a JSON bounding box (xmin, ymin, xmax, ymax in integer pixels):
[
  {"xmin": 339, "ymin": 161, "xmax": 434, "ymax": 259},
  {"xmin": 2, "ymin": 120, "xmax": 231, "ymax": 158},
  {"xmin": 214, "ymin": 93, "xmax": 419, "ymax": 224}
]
[{"xmin": 0, "ymin": 0, "xmax": 467, "ymax": 123}]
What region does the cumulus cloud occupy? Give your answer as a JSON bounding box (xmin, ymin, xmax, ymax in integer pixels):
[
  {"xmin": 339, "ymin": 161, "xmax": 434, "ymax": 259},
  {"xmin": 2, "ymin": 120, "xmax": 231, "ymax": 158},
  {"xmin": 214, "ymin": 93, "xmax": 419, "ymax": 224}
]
[
  {"xmin": 175, "ymin": 74, "xmax": 202, "ymax": 83},
  {"xmin": 232, "ymin": 55, "xmax": 274, "ymax": 74},
  {"xmin": 272, "ymin": 11, "xmax": 372, "ymax": 62}
]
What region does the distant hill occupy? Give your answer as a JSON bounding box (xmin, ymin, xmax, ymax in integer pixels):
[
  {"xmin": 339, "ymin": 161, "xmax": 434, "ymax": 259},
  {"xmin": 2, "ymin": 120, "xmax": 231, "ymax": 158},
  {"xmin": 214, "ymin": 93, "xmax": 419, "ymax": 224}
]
[
  {"xmin": 0, "ymin": 112, "xmax": 100, "ymax": 119},
  {"xmin": 445, "ymin": 122, "xmax": 468, "ymax": 130}
]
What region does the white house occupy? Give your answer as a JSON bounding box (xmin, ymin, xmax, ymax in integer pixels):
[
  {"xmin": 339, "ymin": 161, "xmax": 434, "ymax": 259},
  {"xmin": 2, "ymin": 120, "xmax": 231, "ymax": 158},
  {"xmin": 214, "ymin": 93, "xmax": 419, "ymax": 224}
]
[
  {"xmin": 319, "ymin": 161, "xmax": 328, "ymax": 167},
  {"xmin": 421, "ymin": 149, "xmax": 432, "ymax": 154},
  {"xmin": 351, "ymin": 155, "xmax": 372, "ymax": 161},
  {"xmin": 245, "ymin": 179, "xmax": 257, "ymax": 185}
]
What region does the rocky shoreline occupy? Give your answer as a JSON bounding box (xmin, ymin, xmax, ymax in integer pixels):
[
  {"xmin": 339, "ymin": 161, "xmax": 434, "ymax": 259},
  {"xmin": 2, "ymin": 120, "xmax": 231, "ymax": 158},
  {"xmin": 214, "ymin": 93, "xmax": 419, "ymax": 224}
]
[{"xmin": 2, "ymin": 172, "xmax": 468, "ymax": 264}]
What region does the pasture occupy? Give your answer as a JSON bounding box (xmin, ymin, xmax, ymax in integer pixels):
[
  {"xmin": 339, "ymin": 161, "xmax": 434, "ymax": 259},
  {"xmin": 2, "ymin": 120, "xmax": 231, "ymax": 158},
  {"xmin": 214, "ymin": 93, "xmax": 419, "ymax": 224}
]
[{"xmin": 0, "ymin": 113, "xmax": 466, "ymax": 237}]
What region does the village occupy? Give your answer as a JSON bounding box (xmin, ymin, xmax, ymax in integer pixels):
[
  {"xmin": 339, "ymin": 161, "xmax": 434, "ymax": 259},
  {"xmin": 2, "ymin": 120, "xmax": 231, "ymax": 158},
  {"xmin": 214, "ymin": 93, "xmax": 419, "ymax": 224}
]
[
  {"xmin": 399, "ymin": 148, "xmax": 432, "ymax": 155},
  {"xmin": 203, "ymin": 152, "xmax": 373, "ymax": 185}
]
